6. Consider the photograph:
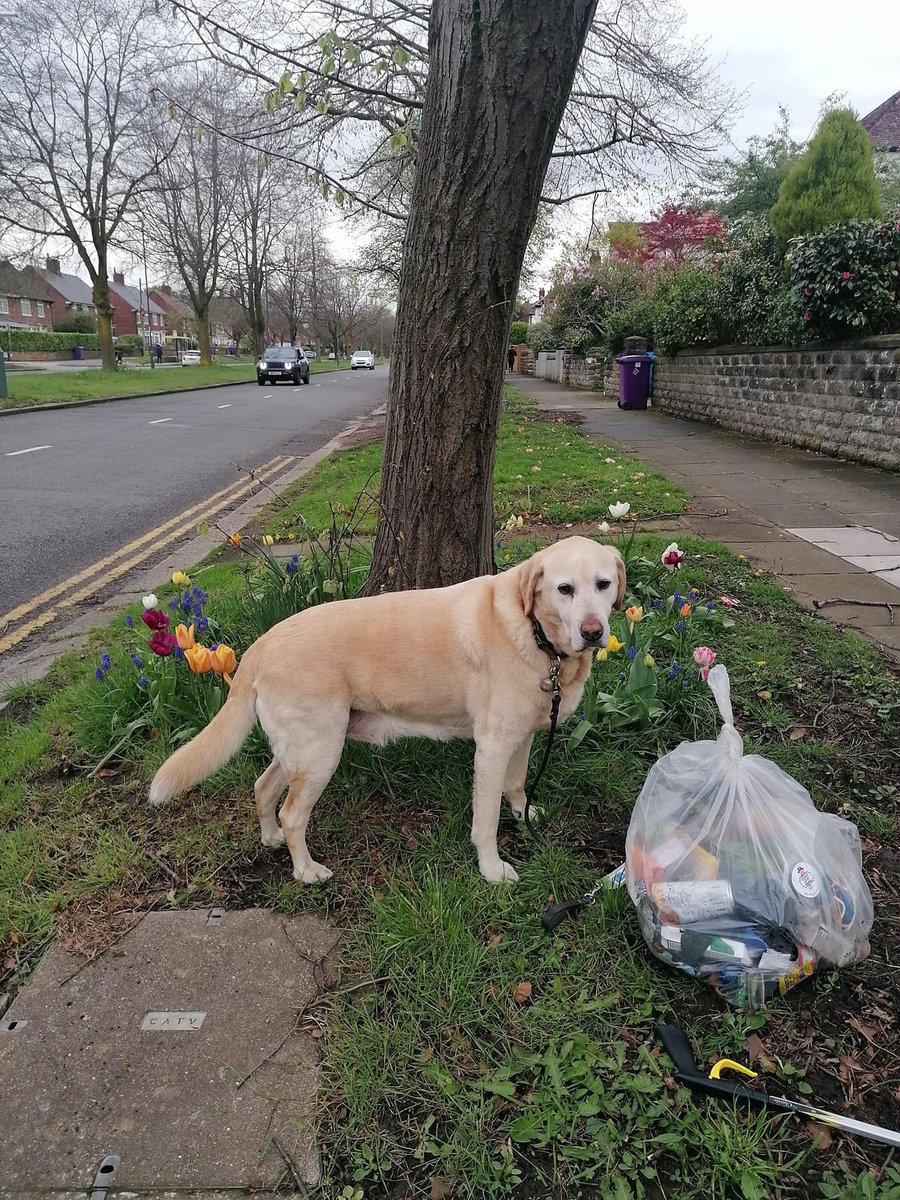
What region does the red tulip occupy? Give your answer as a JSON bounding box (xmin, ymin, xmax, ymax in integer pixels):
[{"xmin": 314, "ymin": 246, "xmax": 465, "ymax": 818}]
[
  {"xmin": 148, "ymin": 630, "xmax": 177, "ymax": 657},
  {"xmin": 141, "ymin": 609, "xmax": 170, "ymax": 631}
]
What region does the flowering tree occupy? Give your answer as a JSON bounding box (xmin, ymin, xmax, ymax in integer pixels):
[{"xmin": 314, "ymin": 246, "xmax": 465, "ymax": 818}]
[{"xmin": 638, "ymin": 205, "xmax": 726, "ymax": 265}]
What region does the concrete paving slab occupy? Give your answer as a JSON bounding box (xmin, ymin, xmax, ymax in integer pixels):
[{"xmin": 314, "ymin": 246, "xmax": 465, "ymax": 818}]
[
  {"xmin": 734, "ymin": 541, "xmax": 867, "ymax": 576},
  {"xmin": 845, "ymin": 555, "xmax": 900, "ymax": 573},
  {"xmin": 787, "ymin": 528, "xmax": 900, "ymax": 555},
  {"xmin": 781, "ymin": 572, "xmax": 900, "ymax": 607},
  {"xmin": 0, "ymin": 910, "xmax": 337, "ymax": 1195},
  {"xmin": 875, "ymin": 567, "xmax": 900, "ymax": 589}
]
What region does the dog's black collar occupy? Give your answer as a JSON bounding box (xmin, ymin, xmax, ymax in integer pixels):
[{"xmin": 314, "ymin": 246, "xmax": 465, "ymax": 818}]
[{"xmin": 531, "ymin": 617, "xmax": 567, "ymax": 661}]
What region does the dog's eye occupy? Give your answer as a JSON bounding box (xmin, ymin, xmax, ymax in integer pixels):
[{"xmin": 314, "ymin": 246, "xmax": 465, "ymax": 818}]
[
  {"xmin": 557, "ymin": 583, "xmax": 574, "ymax": 596},
  {"xmin": 596, "ymin": 579, "xmax": 611, "ymax": 591}
]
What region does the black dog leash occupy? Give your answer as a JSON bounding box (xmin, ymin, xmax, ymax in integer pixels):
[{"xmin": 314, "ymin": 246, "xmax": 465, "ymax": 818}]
[
  {"xmin": 527, "ymin": 622, "xmax": 618, "ymax": 931},
  {"xmin": 523, "ymin": 619, "xmax": 564, "ymax": 837}
]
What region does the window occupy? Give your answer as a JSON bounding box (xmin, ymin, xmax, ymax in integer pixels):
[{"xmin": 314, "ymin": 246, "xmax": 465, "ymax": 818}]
[
  {"xmin": 21, "ymin": 298, "xmax": 31, "ymax": 316},
  {"xmin": 0, "ymin": 298, "xmax": 8, "ymax": 314},
  {"xmin": 37, "ymin": 301, "xmax": 45, "ymax": 317}
]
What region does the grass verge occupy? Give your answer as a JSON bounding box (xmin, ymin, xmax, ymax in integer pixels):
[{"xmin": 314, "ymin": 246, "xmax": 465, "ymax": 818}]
[
  {"xmin": 261, "ymin": 389, "xmax": 689, "ymax": 538},
  {"xmin": 1, "ymin": 355, "xmax": 358, "ymax": 411},
  {"xmin": 1, "ymin": 534, "xmax": 898, "ymax": 1199}
]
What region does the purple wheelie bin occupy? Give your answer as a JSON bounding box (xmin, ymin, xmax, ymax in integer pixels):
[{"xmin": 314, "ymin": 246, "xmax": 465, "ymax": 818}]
[{"xmin": 615, "ymin": 353, "xmax": 652, "ymax": 410}]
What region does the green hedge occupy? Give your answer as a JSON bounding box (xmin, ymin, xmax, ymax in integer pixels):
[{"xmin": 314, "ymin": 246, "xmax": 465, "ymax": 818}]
[{"xmin": 8, "ymin": 331, "xmax": 101, "ymax": 351}]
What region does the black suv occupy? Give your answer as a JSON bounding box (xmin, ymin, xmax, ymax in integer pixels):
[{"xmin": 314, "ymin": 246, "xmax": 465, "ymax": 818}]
[{"xmin": 256, "ymin": 346, "xmax": 310, "ymax": 386}]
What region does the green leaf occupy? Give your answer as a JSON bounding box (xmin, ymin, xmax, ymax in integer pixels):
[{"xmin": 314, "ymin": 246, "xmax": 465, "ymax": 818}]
[
  {"xmin": 315, "ymin": 98, "xmax": 329, "ymax": 115},
  {"xmin": 740, "ymin": 1170, "xmax": 764, "ymax": 1200},
  {"xmin": 344, "ymin": 43, "xmax": 359, "ymax": 62},
  {"xmin": 567, "ymin": 720, "xmax": 592, "ymax": 748},
  {"xmin": 392, "ymin": 47, "xmax": 411, "ymax": 67},
  {"xmin": 479, "ymin": 1078, "xmax": 516, "ymax": 1098}
]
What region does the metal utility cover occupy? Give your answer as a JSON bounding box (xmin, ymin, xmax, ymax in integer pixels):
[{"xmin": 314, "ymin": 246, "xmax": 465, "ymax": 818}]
[{"xmin": 0, "ymin": 909, "xmax": 336, "ymax": 1195}]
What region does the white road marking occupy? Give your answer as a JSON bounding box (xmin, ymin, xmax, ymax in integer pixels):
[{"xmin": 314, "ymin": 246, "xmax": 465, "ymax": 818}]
[
  {"xmin": 264, "ymin": 393, "xmax": 273, "ymax": 398},
  {"xmin": 148, "ymin": 418, "xmax": 172, "ymax": 425},
  {"xmin": 217, "ymin": 404, "xmax": 232, "ymax": 409},
  {"xmin": 6, "ymin": 444, "xmax": 52, "ymax": 456},
  {"xmin": 315, "ymin": 383, "xmax": 321, "ymax": 387}
]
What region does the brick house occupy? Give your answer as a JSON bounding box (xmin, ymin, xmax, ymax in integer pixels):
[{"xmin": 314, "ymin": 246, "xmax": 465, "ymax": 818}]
[
  {"xmin": 27, "ymin": 257, "xmax": 96, "ymax": 322},
  {"xmin": 862, "ymin": 90, "xmax": 900, "ymax": 204},
  {"xmin": 150, "ymin": 287, "xmax": 196, "ymax": 343},
  {"xmin": 0, "ymin": 261, "xmax": 54, "ymax": 331},
  {"xmin": 862, "ymin": 90, "xmax": 900, "ymax": 152},
  {"xmin": 109, "ymin": 272, "xmax": 166, "ymax": 343}
]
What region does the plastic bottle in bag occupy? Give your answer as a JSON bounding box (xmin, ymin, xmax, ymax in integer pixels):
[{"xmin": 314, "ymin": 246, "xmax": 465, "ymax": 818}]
[{"xmin": 625, "ymin": 664, "xmax": 874, "ymax": 1008}]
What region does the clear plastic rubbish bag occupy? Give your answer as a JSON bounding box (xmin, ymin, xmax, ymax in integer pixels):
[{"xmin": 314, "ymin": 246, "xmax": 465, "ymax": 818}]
[{"xmin": 625, "ymin": 664, "xmax": 873, "ymax": 1009}]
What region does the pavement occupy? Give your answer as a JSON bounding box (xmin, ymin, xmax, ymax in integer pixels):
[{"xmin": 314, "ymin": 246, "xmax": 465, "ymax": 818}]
[
  {"xmin": 0, "ymin": 909, "xmax": 338, "ymax": 1198},
  {"xmin": 514, "ymin": 374, "xmax": 900, "ymax": 661}
]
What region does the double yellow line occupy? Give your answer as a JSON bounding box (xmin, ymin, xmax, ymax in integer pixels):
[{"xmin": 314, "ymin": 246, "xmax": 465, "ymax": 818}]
[{"xmin": 0, "ymin": 455, "xmax": 294, "ymax": 656}]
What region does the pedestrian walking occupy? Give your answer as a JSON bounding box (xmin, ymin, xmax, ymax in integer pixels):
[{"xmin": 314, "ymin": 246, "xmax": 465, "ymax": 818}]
[
  {"xmin": 507, "ymin": 346, "xmax": 517, "ymax": 372},
  {"xmin": 154, "ymin": 343, "xmax": 163, "ymax": 364}
]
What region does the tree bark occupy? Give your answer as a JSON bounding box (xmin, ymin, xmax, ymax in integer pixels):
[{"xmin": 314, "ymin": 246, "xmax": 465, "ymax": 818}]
[
  {"xmin": 366, "ymin": 0, "xmax": 597, "ymax": 594},
  {"xmin": 92, "ymin": 275, "xmax": 116, "ymax": 371},
  {"xmin": 197, "ymin": 310, "xmax": 212, "ymax": 365}
]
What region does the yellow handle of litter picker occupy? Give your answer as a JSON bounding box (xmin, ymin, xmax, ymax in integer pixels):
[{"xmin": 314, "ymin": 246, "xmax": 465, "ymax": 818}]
[{"xmin": 710, "ymin": 1059, "xmax": 758, "ymax": 1081}]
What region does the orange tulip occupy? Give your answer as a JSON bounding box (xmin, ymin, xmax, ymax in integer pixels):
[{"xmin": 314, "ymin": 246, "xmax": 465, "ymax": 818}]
[
  {"xmin": 185, "ymin": 645, "xmax": 214, "ymax": 674},
  {"xmin": 209, "ymin": 644, "xmax": 237, "ymax": 676},
  {"xmin": 679, "ymin": 603, "xmax": 692, "ymax": 617},
  {"xmin": 175, "ymin": 622, "xmax": 196, "ymax": 650}
]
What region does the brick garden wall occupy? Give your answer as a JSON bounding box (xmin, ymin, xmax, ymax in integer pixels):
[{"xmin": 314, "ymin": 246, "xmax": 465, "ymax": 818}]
[{"xmin": 652, "ymin": 338, "xmax": 900, "ymax": 471}]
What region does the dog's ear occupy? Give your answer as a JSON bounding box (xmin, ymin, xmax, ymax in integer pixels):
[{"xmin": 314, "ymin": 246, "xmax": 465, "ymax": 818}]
[
  {"xmin": 518, "ymin": 555, "xmax": 544, "ymax": 617},
  {"xmin": 613, "ymin": 549, "xmax": 627, "ymax": 611}
]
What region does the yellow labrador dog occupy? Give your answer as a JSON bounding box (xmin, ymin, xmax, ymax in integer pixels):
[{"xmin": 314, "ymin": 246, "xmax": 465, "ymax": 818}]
[{"xmin": 150, "ymin": 536, "xmax": 625, "ymax": 884}]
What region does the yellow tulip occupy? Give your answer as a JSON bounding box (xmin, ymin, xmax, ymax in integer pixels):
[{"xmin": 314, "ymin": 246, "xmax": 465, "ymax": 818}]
[
  {"xmin": 643, "ymin": 653, "xmax": 655, "ymax": 667},
  {"xmin": 596, "ymin": 647, "xmax": 608, "ymax": 662},
  {"xmin": 185, "ymin": 645, "xmax": 214, "ymax": 674},
  {"xmin": 262, "ymin": 534, "xmax": 275, "ymax": 546},
  {"xmin": 227, "ymin": 533, "xmax": 242, "ymax": 547},
  {"xmin": 626, "ymin": 605, "xmax": 645, "ymax": 631},
  {"xmin": 209, "ymin": 644, "xmax": 237, "ymax": 676},
  {"xmin": 175, "ymin": 622, "xmax": 196, "ymax": 650},
  {"xmin": 171, "ymin": 570, "xmax": 190, "ymax": 586},
  {"xmin": 607, "ymin": 634, "xmax": 624, "ymax": 653}
]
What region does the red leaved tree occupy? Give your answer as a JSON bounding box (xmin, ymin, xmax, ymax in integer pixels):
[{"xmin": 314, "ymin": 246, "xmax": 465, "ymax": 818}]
[{"xmin": 638, "ymin": 205, "xmax": 725, "ymax": 264}]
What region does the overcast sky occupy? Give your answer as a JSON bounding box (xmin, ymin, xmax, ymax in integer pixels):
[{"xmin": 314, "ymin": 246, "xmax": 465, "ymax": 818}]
[{"xmin": 681, "ymin": 0, "xmax": 897, "ymax": 149}]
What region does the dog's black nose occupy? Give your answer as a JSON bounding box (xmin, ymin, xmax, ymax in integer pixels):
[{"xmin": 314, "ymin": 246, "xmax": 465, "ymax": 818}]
[{"xmin": 580, "ymin": 620, "xmax": 604, "ymax": 644}]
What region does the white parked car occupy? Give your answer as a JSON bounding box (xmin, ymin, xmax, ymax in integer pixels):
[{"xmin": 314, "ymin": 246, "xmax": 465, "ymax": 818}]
[
  {"xmin": 350, "ymin": 349, "xmax": 375, "ymax": 371},
  {"xmin": 181, "ymin": 350, "xmax": 202, "ymax": 365}
]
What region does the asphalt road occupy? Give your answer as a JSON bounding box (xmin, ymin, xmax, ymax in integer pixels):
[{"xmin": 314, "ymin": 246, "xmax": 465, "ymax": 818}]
[{"xmin": 0, "ymin": 367, "xmax": 387, "ymax": 614}]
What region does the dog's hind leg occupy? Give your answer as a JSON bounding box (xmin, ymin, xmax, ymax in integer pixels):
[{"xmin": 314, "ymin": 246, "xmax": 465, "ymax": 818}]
[
  {"xmin": 276, "ymin": 725, "xmax": 346, "ymax": 884},
  {"xmin": 255, "ymin": 759, "xmax": 288, "ymax": 847}
]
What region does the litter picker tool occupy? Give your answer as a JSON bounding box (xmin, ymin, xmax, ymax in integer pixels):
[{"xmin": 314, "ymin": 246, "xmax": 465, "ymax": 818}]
[{"xmin": 656, "ymin": 1023, "xmax": 900, "ymax": 1150}]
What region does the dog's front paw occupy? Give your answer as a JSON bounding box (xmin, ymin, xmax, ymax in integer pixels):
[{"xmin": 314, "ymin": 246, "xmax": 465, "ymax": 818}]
[
  {"xmin": 294, "ymin": 860, "xmax": 334, "ymax": 884},
  {"xmin": 480, "ymin": 858, "xmax": 519, "ymax": 884},
  {"xmin": 511, "ymin": 801, "xmax": 543, "ymax": 824},
  {"xmin": 261, "ymin": 827, "xmax": 286, "ymax": 848}
]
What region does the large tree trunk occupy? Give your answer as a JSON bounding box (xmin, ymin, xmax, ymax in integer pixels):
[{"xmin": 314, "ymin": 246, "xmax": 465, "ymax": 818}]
[
  {"xmin": 92, "ymin": 276, "xmax": 116, "ymax": 371},
  {"xmin": 196, "ymin": 305, "xmax": 212, "ymax": 366},
  {"xmin": 365, "ymin": 0, "xmax": 596, "ymax": 594}
]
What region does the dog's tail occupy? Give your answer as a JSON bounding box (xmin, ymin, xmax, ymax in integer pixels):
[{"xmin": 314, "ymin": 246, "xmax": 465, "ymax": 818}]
[{"xmin": 149, "ymin": 670, "xmax": 256, "ymax": 807}]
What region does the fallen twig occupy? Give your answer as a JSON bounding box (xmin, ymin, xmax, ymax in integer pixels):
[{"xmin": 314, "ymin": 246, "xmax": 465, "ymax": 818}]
[{"xmin": 273, "ymin": 1135, "xmax": 308, "ymax": 1194}]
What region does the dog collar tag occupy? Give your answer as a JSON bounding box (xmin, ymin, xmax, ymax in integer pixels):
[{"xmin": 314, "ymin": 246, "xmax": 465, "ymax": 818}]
[{"xmin": 539, "ymin": 677, "xmax": 554, "ymax": 693}]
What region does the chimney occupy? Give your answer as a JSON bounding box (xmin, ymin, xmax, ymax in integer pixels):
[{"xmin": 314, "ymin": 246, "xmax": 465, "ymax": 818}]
[
  {"xmin": 113, "ymin": 271, "xmax": 125, "ymax": 285},
  {"xmin": 538, "ymin": 288, "xmax": 545, "ymax": 303},
  {"xmin": 45, "ymin": 256, "xmax": 61, "ymax": 275}
]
